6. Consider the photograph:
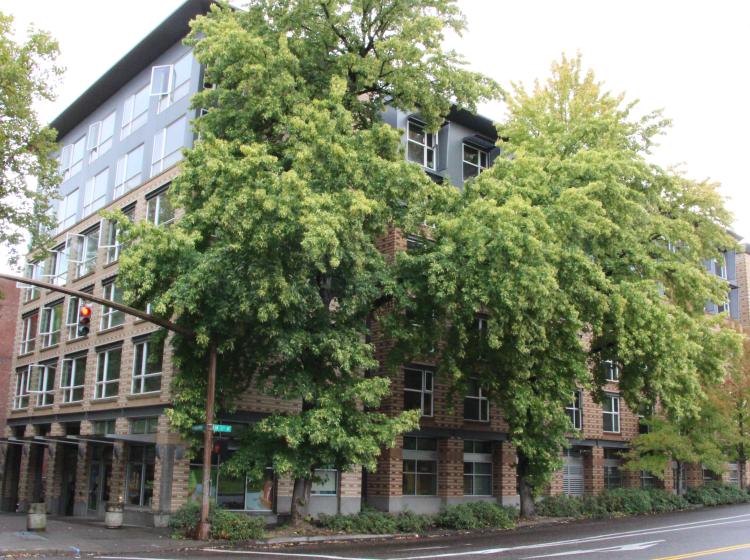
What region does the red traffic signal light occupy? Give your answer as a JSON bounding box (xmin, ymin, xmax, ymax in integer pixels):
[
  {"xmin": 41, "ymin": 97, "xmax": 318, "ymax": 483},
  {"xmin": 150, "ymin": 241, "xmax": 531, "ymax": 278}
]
[{"xmin": 78, "ymin": 304, "xmax": 92, "ymax": 336}]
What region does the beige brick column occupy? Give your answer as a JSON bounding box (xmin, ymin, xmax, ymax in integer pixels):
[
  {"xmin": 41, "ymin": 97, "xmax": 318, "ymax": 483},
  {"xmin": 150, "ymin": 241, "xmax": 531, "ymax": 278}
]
[
  {"xmin": 16, "ymin": 425, "xmax": 35, "ymax": 512},
  {"xmin": 498, "ymin": 441, "xmax": 519, "ymax": 506},
  {"xmin": 584, "ymin": 447, "xmax": 604, "ymax": 496},
  {"xmin": 438, "ymin": 437, "xmax": 463, "ymax": 504},
  {"xmin": 685, "ymin": 463, "xmax": 704, "ymax": 488},
  {"xmin": 365, "ymin": 435, "xmax": 403, "ymax": 512}
]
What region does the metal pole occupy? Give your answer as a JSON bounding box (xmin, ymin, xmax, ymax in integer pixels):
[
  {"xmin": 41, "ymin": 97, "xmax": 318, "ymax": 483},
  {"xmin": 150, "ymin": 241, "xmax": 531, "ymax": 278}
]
[{"xmin": 197, "ymin": 343, "xmax": 217, "ymax": 540}]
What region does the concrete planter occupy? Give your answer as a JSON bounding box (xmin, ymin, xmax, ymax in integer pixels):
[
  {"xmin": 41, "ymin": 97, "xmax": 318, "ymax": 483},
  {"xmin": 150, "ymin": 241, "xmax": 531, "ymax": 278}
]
[
  {"xmin": 105, "ymin": 502, "xmax": 124, "ymax": 529},
  {"xmin": 27, "ymin": 502, "xmax": 47, "ymax": 531}
]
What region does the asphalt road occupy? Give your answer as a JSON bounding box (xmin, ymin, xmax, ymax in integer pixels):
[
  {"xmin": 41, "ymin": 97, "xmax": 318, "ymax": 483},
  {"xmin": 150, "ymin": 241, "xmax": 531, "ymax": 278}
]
[{"xmin": 39, "ymin": 504, "xmax": 750, "ymax": 560}]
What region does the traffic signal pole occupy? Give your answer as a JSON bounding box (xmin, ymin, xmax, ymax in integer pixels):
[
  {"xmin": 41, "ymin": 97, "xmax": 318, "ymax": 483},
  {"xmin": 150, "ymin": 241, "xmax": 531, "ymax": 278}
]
[{"xmin": 0, "ymin": 272, "xmax": 216, "ymax": 539}]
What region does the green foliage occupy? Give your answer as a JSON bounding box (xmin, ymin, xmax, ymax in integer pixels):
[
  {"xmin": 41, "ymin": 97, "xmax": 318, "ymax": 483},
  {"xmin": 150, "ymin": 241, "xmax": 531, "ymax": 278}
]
[
  {"xmin": 169, "ymin": 502, "xmax": 265, "ymax": 541},
  {"xmin": 0, "ymin": 11, "xmax": 62, "ymax": 261},
  {"xmin": 318, "ymin": 510, "xmax": 398, "ymax": 534},
  {"xmin": 435, "ymin": 502, "xmax": 516, "ymax": 530},
  {"xmin": 393, "ymin": 53, "xmax": 741, "ymax": 516},
  {"xmin": 537, "ymin": 489, "xmax": 690, "ymax": 518},
  {"xmin": 685, "ymin": 484, "xmax": 750, "ymax": 507},
  {"xmin": 393, "ymin": 510, "xmax": 434, "ymax": 533}
]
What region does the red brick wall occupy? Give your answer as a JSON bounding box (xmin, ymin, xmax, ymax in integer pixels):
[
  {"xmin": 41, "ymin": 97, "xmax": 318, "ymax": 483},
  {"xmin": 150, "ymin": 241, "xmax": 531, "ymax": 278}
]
[{"xmin": 0, "ymin": 279, "xmax": 21, "ymax": 434}]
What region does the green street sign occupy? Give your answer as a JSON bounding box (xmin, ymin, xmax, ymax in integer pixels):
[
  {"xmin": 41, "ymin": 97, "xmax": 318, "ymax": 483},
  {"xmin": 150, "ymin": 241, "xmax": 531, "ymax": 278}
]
[{"xmin": 191, "ymin": 424, "xmax": 233, "ymax": 433}]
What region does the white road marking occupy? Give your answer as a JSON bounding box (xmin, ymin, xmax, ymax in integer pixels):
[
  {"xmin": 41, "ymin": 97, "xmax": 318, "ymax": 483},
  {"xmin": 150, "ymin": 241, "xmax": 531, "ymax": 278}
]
[
  {"xmin": 97, "ymin": 557, "xmax": 182, "ymax": 560},
  {"xmin": 523, "ymin": 540, "xmax": 663, "ymax": 558},
  {"xmin": 395, "ymin": 546, "xmax": 450, "ymax": 552},
  {"xmin": 195, "ymin": 511, "xmax": 750, "ymax": 560}
]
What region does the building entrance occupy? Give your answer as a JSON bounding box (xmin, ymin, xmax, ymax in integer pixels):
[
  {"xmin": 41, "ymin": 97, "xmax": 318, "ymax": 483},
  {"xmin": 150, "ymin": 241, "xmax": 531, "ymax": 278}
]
[{"xmin": 87, "ymin": 446, "xmax": 113, "ymax": 517}]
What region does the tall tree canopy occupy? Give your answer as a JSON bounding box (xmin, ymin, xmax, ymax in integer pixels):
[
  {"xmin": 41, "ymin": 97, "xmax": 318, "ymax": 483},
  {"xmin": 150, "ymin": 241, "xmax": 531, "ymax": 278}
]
[
  {"xmin": 0, "ymin": 12, "xmax": 61, "ymax": 262},
  {"xmin": 396, "ymin": 55, "xmax": 740, "ymax": 515},
  {"xmin": 116, "ymin": 0, "xmax": 498, "ymax": 519}
]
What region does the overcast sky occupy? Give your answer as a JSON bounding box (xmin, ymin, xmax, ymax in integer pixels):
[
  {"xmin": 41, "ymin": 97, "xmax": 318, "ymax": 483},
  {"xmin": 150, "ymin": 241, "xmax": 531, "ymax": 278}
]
[{"xmin": 3, "ymin": 0, "xmax": 749, "ymax": 259}]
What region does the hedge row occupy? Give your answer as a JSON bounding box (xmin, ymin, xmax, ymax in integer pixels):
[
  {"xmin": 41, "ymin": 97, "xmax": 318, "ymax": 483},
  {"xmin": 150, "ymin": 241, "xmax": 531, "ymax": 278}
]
[
  {"xmin": 536, "ymin": 485, "xmax": 750, "ymax": 519},
  {"xmin": 319, "ymin": 502, "xmax": 518, "ymax": 533},
  {"xmin": 169, "ymin": 502, "xmax": 265, "ymax": 541}
]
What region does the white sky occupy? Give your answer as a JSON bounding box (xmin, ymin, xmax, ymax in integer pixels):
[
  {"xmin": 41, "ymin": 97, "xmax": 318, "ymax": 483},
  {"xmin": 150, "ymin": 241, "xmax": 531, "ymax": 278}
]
[{"xmin": 2, "ymin": 0, "xmax": 748, "ymax": 270}]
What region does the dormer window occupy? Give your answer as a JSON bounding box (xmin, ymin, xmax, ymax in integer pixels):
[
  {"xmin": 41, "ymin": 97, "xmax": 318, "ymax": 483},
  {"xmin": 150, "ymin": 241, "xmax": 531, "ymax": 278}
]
[
  {"xmin": 407, "ymin": 120, "xmax": 436, "ymax": 170},
  {"xmin": 462, "ymin": 144, "xmax": 488, "ymax": 180}
]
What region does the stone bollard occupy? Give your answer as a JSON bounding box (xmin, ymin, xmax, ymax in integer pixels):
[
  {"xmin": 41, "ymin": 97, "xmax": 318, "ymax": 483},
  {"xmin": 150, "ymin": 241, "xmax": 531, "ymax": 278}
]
[
  {"xmin": 27, "ymin": 502, "xmax": 47, "ymax": 531},
  {"xmin": 105, "ymin": 501, "xmax": 124, "ymax": 529}
]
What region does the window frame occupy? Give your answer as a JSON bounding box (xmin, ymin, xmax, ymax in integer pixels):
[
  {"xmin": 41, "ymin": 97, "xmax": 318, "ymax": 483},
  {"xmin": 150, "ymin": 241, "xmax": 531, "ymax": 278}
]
[
  {"xmin": 59, "ymin": 136, "xmax": 86, "ymax": 180},
  {"xmin": 100, "ymin": 281, "xmax": 125, "ymax": 330},
  {"xmin": 20, "ymin": 311, "xmax": 38, "ymax": 355},
  {"xmin": 463, "ymin": 379, "xmax": 489, "ymax": 422},
  {"xmin": 150, "ymin": 115, "xmax": 187, "ymax": 177},
  {"xmin": 33, "ymin": 363, "xmax": 56, "ymax": 407},
  {"xmin": 57, "ymin": 189, "xmax": 79, "ymax": 232},
  {"xmin": 12, "ymin": 367, "xmax": 30, "ymax": 409},
  {"xmin": 131, "ymin": 339, "xmax": 163, "ymax": 395},
  {"xmin": 602, "ymin": 393, "xmax": 621, "ymax": 433},
  {"xmin": 83, "ymin": 168, "xmax": 109, "ymax": 217},
  {"xmin": 39, "ymin": 300, "xmax": 63, "ymax": 348},
  {"xmin": 311, "ymin": 469, "xmax": 338, "ymax": 496},
  {"xmin": 60, "ymin": 355, "xmax": 86, "ymax": 403},
  {"xmin": 566, "ymin": 390, "xmax": 582, "ymax": 430},
  {"xmin": 463, "ymin": 440, "xmax": 493, "ymax": 496},
  {"xmin": 406, "ymin": 120, "xmax": 436, "ymax": 170},
  {"xmin": 121, "ymin": 84, "xmax": 149, "ymax": 139},
  {"xmin": 71, "ymin": 226, "xmax": 100, "ymax": 278},
  {"xmin": 87, "ymin": 111, "xmax": 116, "ymax": 162},
  {"xmin": 603, "ymin": 360, "xmax": 620, "ymax": 382},
  {"xmin": 462, "ymin": 143, "xmax": 488, "ymax": 181},
  {"xmin": 114, "ymin": 144, "xmax": 144, "ymax": 197},
  {"xmin": 403, "ymin": 366, "xmax": 434, "ymax": 417},
  {"xmin": 95, "ymin": 346, "xmax": 121, "ymax": 399}
]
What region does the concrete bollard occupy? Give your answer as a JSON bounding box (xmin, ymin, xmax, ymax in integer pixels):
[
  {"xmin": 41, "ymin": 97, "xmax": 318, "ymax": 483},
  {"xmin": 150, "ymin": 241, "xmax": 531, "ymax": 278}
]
[{"xmin": 27, "ymin": 502, "xmax": 47, "ymax": 531}]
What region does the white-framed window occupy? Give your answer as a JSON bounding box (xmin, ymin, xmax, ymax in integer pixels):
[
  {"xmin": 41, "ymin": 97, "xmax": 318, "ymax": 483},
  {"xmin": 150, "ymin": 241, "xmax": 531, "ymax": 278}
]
[
  {"xmin": 152, "ymin": 52, "xmax": 193, "ymax": 112},
  {"xmin": 60, "ymin": 355, "xmax": 86, "ymax": 403},
  {"xmin": 146, "ymin": 189, "xmax": 175, "ymax": 226},
  {"xmin": 39, "ymin": 300, "xmax": 63, "ymax": 348},
  {"xmin": 151, "ymin": 115, "xmax": 187, "ymax": 176},
  {"xmin": 728, "ymin": 462, "xmax": 740, "ymax": 487},
  {"xmin": 100, "ymin": 281, "xmax": 125, "ymax": 330},
  {"xmin": 21, "ymin": 262, "xmax": 41, "ymax": 303},
  {"xmin": 404, "ymin": 366, "xmax": 433, "ymax": 417},
  {"xmin": 311, "ymin": 469, "xmax": 337, "ymax": 496},
  {"xmin": 464, "ymin": 379, "xmax": 489, "ymax": 422},
  {"xmin": 566, "ymin": 390, "xmax": 582, "ymax": 430},
  {"xmin": 717, "ymin": 294, "xmax": 730, "ymax": 314},
  {"xmin": 403, "ymin": 436, "xmax": 437, "ymax": 495},
  {"xmin": 603, "ymin": 449, "xmax": 622, "ymax": 490},
  {"xmin": 602, "ymin": 394, "xmax": 620, "ymax": 433},
  {"xmin": 59, "ymin": 136, "xmax": 86, "ymax": 180},
  {"xmin": 73, "ymin": 227, "xmax": 100, "ymax": 278},
  {"xmin": 603, "ymin": 360, "xmax": 620, "ymax": 382},
  {"xmin": 131, "ymin": 417, "xmax": 159, "ymax": 434},
  {"xmin": 95, "ymin": 346, "xmax": 121, "ymax": 399},
  {"xmin": 87, "ymin": 111, "xmax": 116, "ymax": 162},
  {"xmin": 712, "ymin": 255, "xmax": 728, "ymax": 279},
  {"xmin": 57, "ymin": 188, "xmax": 79, "ymax": 231},
  {"xmin": 121, "ymin": 84, "xmax": 149, "ymax": 139},
  {"xmin": 640, "ymin": 470, "xmax": 656, "ymax": 489},
  {"xmin": 100, "ymin": 207, "xmax": 134, "ymax": 264},
  {"xmin": 463, "ymin": 440, "xmax": 492, "ymax": 496},
  {"xmin": 48, "ymin": 245, "xmax": 69, "ymax": 286},
  {"xmin": 114, "ymin": 144, "xmax": 144, "ymax": 197},
  {"xmin": 33, "ymin": 363, "xmax": 55, "ymax": 406},
  {"xmin": 20, "ymin": 312, "xmax": 38, "ymax": 354},
  {"xmin": 12, "ymin": 367, "xmax": 30, "ymax": 409},
  {"xmin": 131, "ymin": 338, "xmax": 163, "ymax": 394},
  {"xmin": 462, "ymin": 144, "xmax": 488, "ymax": 180},
  {"xmin": 406, "ymin": 120, "xmax": 436, "ymax": 170},
  {"xmin": 83, "ymin": 168, "xmax": 109, "ymax": 216}
]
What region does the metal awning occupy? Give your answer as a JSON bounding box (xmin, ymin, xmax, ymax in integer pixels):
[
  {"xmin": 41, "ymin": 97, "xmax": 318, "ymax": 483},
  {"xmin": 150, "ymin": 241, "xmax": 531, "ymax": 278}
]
[
  {"xmin": 34, "ymin": 436, "xmax": 80, "ymax": 446},
  {"xmin": 0, "ymin": 436, "xmax": 49, "ymax": 446},
  {"xmin": 105, "ymin": 433, "xmax": 157, "ymax": 444},
  {"xmin": 66, "ymin": 435, "xmax": 114, "ymax": 446}
]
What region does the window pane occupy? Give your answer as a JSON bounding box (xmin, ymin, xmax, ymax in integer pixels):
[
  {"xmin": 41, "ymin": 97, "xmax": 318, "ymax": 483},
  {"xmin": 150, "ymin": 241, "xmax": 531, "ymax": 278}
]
[
  {"xmin": 407, "ymin": 142, "xmax": 423, "ymax": 164},
  {"xmin": 475, "ymin": 475, "xmax": 492, "ymax": 496},
  {"xmin": 150, "ymin": 65, "xmax": 172, "ymax": 96},
  {"xmin": 404, "ymin": 391, "xmax": 422, "ymax": 411}
]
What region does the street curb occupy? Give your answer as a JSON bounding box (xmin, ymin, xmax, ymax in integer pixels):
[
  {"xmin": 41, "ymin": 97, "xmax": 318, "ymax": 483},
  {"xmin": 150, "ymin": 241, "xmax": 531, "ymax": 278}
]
[{"xmin": 260, "ymin": 533, "xmax": 396, "ymax": 545}]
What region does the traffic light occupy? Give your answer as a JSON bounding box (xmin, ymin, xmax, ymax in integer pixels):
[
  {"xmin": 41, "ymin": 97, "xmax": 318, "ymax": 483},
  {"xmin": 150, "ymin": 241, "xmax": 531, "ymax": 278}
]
[
  {"xmin": 211, "ymin": 438, "xmax": 230, "ymax": 462},
  {"xmin": 78, "ymin": 304, "xmax": 92, "ymax": 337}
]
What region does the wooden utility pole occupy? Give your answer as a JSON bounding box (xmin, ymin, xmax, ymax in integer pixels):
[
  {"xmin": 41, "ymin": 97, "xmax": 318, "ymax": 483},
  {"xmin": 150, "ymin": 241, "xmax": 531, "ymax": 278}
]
[{"xmin": 0, "ymin": 273, "xmax": 217, "ymax": 539}]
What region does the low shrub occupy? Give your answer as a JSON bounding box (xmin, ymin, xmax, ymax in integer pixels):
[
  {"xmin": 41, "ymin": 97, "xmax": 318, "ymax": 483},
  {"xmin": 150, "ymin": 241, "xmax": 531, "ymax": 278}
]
[
  {"xmin": 535, "ymin": 495, "xmax": 585, "ymax": 518},
  {"xmin": 537, "ymin": 488, "xmax": 691, "ymax": 519},
  {"xmin": 604, "ymin": 488, "xmax": 653, "ymax": 515},
  {"xmin": 169, "ymin": 502, "xmax": 265, "ymax": 541},
  {"xmin": 436, "ymin": 502, "xmax": 516, "ymax": 530},
  {"xmin": 686, "ymin": 484, "xmax": 750, "ymax": 506},
  {"xmin": 395, "ymin": 511, "xmax": 433, "ymax": 533},
  {"xmin": 318, "ymin": 510, "xmax": 399, "ymax": 534}
]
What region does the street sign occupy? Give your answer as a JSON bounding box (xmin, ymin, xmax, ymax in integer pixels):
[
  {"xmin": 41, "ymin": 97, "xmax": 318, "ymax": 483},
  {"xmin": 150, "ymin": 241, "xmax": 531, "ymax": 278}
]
[{"xmin": 192, "ymin": 424, "xmax": 232, "ymax": 433}]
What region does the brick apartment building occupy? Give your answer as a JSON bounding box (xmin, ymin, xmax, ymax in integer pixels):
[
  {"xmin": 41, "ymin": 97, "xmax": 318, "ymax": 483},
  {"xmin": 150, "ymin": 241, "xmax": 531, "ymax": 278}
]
[
  {"xmin": 0, "ymin": 279, "xmax": 21, "ymax": 435},
  {"xmin": 0, "ymin": 0, "xmax": 746, "ymax": 526}
]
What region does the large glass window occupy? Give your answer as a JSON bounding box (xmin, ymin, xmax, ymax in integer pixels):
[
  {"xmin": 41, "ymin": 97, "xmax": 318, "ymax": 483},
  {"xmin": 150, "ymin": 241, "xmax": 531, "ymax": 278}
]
[
  {"xmin": 153, "ymin": 52, "xmax": 193, "ymax": 112},
  {"xmin": 406, "ymin": 120, "xmax": 436, "ymax": 170},
  {"xmin": 464, "ymin": 379, "xmax": 489, "ymax": 422},
  {"xmin": 87, "ymin": 111, "xmax": 116, "ymax": 162},
  {"xmin": 566, "ymin": 390, "xmax": 582, "ymax": 430},
  {"xmin": 20, "ymin": 312, "xmax": 38, "ymax": 354},
  {"xmin": 95, "ymin": 347, "xmax": 121, "ymax": 399},
  {"xmin": 602, "ymin": 394, "xmax": 620, "ymax": 433},
  {"xmin": 126, "ymin": 445, "xmax": 155, "ymax": 507},
  {"xmin": 65, "ymin": 290, "xmax": 92, "ymax": 340},
  {"xmin": 462, "ymin": 144, "xmax": 488, "ymax": 180},
  {"xmin": 603, "ymin": 449, "xmax": 622, "ymax": 490},
  {"xmin": 131, "ymin": 417, "xmax": 158, "ymax": 434},
  {"xmin": 83, "ymin": 168, "xmax": 109, "ymax": 216},
  {"xmin": 603, "ymin": 360, "xmax": 620, "ymax": 382},
  {"xmin": 115, "ymin": 144, "xmax": 144, "ymax": 197},
  {"xmin": 121, "ymin": 85, "xmax": 149, "ymax": 139},
  {"xmin": 34, "ymin": 363, "xmax": 55, "ymax": 406},
  {"xmin": 58, "ymin": 189, "xmax": 79, "ymax": 231},
  {"xmin": 39, "ymin": 301, "xmax": 63, "ymax": 347},
  {"xmin": 311, "ymin": 469, "xmax": 337, "ymax": 496},
  {"xmin": 151, "ymin": 115, "xmax": 187, "ymax": 176},
  {"xmin": 22, "ymin": 262, "xmax": 41, "ymax": 303},
  {"xmin": 61, "ymin": 355, "xmax": 86, "ymax": 403},
  {"xmin": 403, "ymin": 436, "xmax": 437, "ymax": 496},
  {"xmin": 100, "ymin": 282, "xmax": 125, "ymax": 330},
  {"xmin": 131, "ymin": 339, "xmax": 163, "ymax": 394},
  {"xmin": 59, "ymin": 136, "xmax": 86, "ymax": 180},
  {"xmin": 188, "ymin": 464, "xmax": 274, "ymax": 512},
  {"xmin": 463, "ymin": 440, "xmax": 492, "ymax": 496},
  {"xmin": 74, "ymin": 228, "xmax": 100, "ymax": 278},
  {"xmin": 404, "ymin": 366, "xmax": 433, "ymax": 417},
  {"xmin": 100, "ymin": 207, "xmax": 134, "ymax": 264},
  {"xmin": 146, "ymin": 189, "xmax": 175, "ymax": 226},
  {"xmin": 13, "ymin": 367, "xmax": 30, "ymax": 409}
]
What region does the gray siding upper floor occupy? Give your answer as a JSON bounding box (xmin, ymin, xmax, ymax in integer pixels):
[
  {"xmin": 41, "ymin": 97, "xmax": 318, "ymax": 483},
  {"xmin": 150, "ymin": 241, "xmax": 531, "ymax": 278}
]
[
  {"xmin": 382, "ymin": 106, "xmax": 499, "ymax": 189},
  {"xmin": 52, "ymin": 39, "xmax": 202, "ymax": 234},
  {"xmin": 704, "ymin": 250, "xmax": 740, "ymax": 320}
]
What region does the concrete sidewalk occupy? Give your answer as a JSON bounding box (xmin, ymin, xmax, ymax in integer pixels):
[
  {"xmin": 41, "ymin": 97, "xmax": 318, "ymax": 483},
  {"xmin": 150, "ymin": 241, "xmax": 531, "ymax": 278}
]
[{"xmin": 0, "ymin": 512, "xmax": 204, "ymax": 557}]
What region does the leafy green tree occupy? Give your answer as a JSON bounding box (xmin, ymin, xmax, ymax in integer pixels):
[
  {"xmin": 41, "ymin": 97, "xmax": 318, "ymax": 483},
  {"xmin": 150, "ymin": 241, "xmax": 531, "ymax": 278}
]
[
  {"xmin": 115, "ymin": 0, "xmax": 497, "ymax": 521},
  {"xmin": 395, "ymin": 54, "xmax": 740, "ymax": 516},
  {"xmin": 0, "ymin": 12, "xmax": 61, "ymax": 263}
]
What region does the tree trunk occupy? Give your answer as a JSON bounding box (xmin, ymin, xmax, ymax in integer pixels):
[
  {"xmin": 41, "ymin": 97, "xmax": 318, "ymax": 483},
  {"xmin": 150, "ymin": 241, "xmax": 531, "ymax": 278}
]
[
  {"xmin": 516, "ymin": 452, "xmax": 536, "ymax": 518},
  {"xmin": 290, "ymin": 477, "xmax": 312, "ymax": 525},
  {"xmin": 676, "ymin": 461, "xmax": 685, "ymax": 496}
]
